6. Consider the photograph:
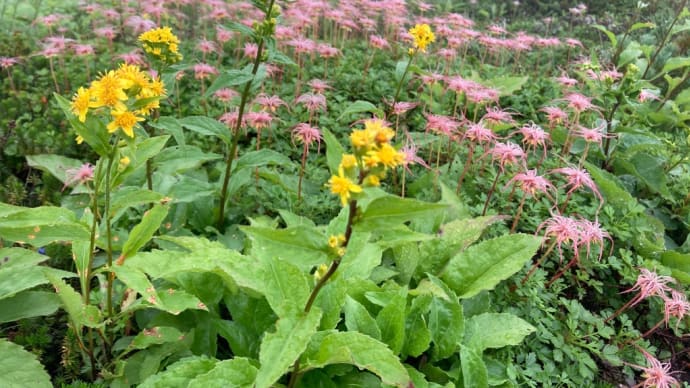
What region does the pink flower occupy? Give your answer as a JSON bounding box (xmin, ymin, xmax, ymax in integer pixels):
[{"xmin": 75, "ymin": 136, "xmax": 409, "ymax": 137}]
[
  {"xmin": 62, "ymin": 163, "xmax": 94, "ymax": 191},
  {"xmin": 390, "ymin": 101, "xmax": 418, "ymax": 116},
  {"xmin": 623, "ymin": 268, "xmax": 675, "ymax": 308},
  {"xmin": 663, "ymin": 290, "xmax": 690, "ymax": 331},
  {"xmin": 197, "ymin": 38, "xmax": 218, "ymax": 55},
  {"xmin": 639, "ymin": 89, "xmax": 659, "ymax": 103},
  {"xmin": 491, "ymin": 142, "xmax": 525, "ymax": 171},
  {"xmin": 537, "ymin": 215, "xmax": 581, "ymax": 261},
  {"xmin": 577, "ymin": 218, "xmax": 612, "ymax": 261},
  {"xmin": 117, "ymin": 50, "xmax": 145, "ymax": 66},
  {"xmin": 243, "ymin": 43, "xmax": 258, "ymax": 59},
  {"xmin": 565, "ymin": 38, "xmax": 584, "ymax": 48},
  {"xmin": 307, "ymin": 79, "xmax": 332, "ymax": 94},
  {"xmin": 216, "ymin": 25, "xmax": 234, "ymax": 43},
  {"xmin": 296, "ymin": 93, "xmax": 326, "ymax": 113},
  {"xmin": 506, "ymin": 169, "xmax": 554, "ymax": 198},
  {"xmin": 254, "ymin": 94, "xmax": 287, "ymax": 112},
  {"xmin": 0, "ymin": 57, "xmax": 20, "ymax": 69},
  {"xmin": 400, "ymin": 141, "xmax": 430, "ymax": 173},
  {"xmin": 124, "ymin": 16, "xmax": 156, "ymax": 35},
  {"xmin": 552, "ymin": 167, "xmax": 603, "ymax": 205},
  {"xmin": 245, "ymin": 111, "xmax": 273, "ymax": 130},
  {"xmin": 425, "ymin": 114, "xmax": 461, "ymax": 137},
  {"xmin": 632, "ymin": 350, "xmax": 680, "ymax": 388},
  {"xmin": 291, "ymin": 123, "xmax": 322, "ymax": 149},
  {"xmin": 94, "ymin": 26, "xmax": 117, "ymax": 40},
  {"xmin": 219, "ymin": 111, "xmax": 246, "ymax": 130},
  {"xmin": 540, "ymin": 106, "xmax": 568, "ymax": 126},
  {"xmin": 575, "ymin": 123, "xmax": 610, "ymax": 144},
  {"xmin": 514, "ymin": 122, "xmax": 550, "ymax": 149},
  {"xmin": 213, "ymin": 88, "xmax": 239, "ymax": 103},
  {"xmin": 369, "ymin": 35, "xmax": 390, "ymax": 49},
  {"xmin": 317, "ymin": 44, "xmax": 340, "ymax": 58},
  {"xmin": 555, "ymin": 74, "xmax": 578, "ymax": 88},
  {"xmin": 287, "ymin": 37, "xmax": 316, "ymax": 55},
  {"xmin": 464, "ymin": 122, "xmax": 498, "ymax": 144},
  {"xmin": 193, "ymin": 63, "xmax": 218, "ymax": 80},
  {"xmin": 563, "ymin": 93, "xmax": 597, "ymax": 113},
  {"xmin": 481, "ymin": 107, "xmax": 515, "ymax": 126},
  {"xmin": 73, "ymin": 44, "xmax": 95, "ymax": 56}
]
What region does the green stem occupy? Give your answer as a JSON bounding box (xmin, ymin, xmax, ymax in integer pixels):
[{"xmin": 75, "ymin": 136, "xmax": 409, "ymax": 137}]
[
  {"xmin": 387, "ymin": 51, "xmax": 416, "ymax": 119},
  {"xmin": 104, "ymin": 148, "xmax": 117, "ymax": 318},
  {"xmin": 217, "ymin": 1, "xmax": 274, "ymax": 231},
  {"xmin": 84, "ymin": 163, "xmax": 102, "ymax": 305},
  {"xmin": 641, "ymin": 0, "xmax": 688, "ymax": 79}
]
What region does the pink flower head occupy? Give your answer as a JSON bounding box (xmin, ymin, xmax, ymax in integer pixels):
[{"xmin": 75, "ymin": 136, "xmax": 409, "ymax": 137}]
[
  {"xmin": 243, "ymin": 43, "xmax": 258, "ymax": 59},
  {"xmin": 62, "ymin": 163, "xmax": 95, "ymax": 191},
  {"xmin": 464, "ymin": 122, "xmax": 498, "ymax": 144},
  {"xmin": 552, "ymin": 167, "xmax": 603, "ymax": 207},
  {"xmin": 514, "ymin": 122, "xmax": 550, "ymax": 149},
  {"xmin": 197, "ymin": 38, "xmax": 218, "ymax": 55},
  {"xmin": 291, "ymin": 123, "xmax": 322, "ymax": 150},
  {"xmin": 541, "ymin": 106, "xmax": 568, "ymax": 126},
  {"xmin": 307, "ymin": 79, "xmax": 332, "ymax": 94},
  {"xmin": 623, "ymin": 268, "xmax": 675, "ymax": 307},
  {"xmin": 251, "ymin": 94, "xmax": 284, "ymax": 112},
  {"xmin": 400, "ymin": 141, "xmax": 431, "ymax": 173},
  {"xmin": 563, "ymin": 93, "xmax": 597, "ymax": 113},
  {"xmin": 576, "ymin": 218, "xmax": 612, "ymax": 261},
  {"xmin": 391, "ymin": 101, "xmax": 418, "ymax": 116},
  {"xmin": 438, "ymin": 48, "xmax": 456, "ymax": 60},
  {"xmin": 216, "ymin": 25, "xmax": 234, "ymax": 43},
  {"xmin": 424, "ymin": 114, "xmax": 460, "ymax": 137},
  {"xmin": 287, "ymin": 37, "xmax": 316, "ymax": 54},
  {"xmin": 117, "ymin": 50, "xmax": 145, "ymax": 66},
  {"xmin": 245, "ymin": 111, "xmax": 273, "ymax": 130},
  {"xmin": 537, "ymin": 215, "xmax": 581, "ymax": 261},
  {"xmin": 575, "ymin": 123, "xmax": 611, "ymax": 144},
  {"xmin": 663, "ymin": 289, "xmax": 690, "ymax": 331},
  {"xmin": 369, "ymin": 35, "xmax": 390, "ymax": 49},
  {"xmin": 124, "ymin": 16, "xmax": 156, "ymax": 35},
  {"xmin": 639, "ymin": 89, "xmax": 660, "ymax": 103},
  {"xmin": 317, "ymin": 44, "xmax": 340, "ymax": 58},
  {"xmin": 102, "ymin": 8, "xmax": 120, "ymax": 20},
  {"xmin": 219, "ymin": 111, "xmax": 246, "ymax": 130},
  {"xmin": 193, "ymin": 63, "xmax": 218, "ymax": 80},
  {"xmin": 445, "ymin": 76, "xmax": 481, "ymax": 94},
  {"xmin": 565, "ymin": 38, "xmax": 584, "ymax": 48},
  {"xmin": 0, "ymin": 57, "xmax": 20, "ymax": 69},
  {"xmin": 296, "ymin": 93, "xmax": 326, "ymax": 113},
  {"xmin": 94, "ymin": 26, "xmax": 117, "ymax": 40},
  {"xmin": 506, "ymin": 169, "xmax": 554, "ymax": 200},
  {"xmin": 491, "ymin": 142, "xmax": 525, "ymax": 171},
  {"xmin": 73, "ymin": 44, "xmax": 95, "ymax": 56},
  {"xmin": 633, "ymin": 349, "xmax": 680, "ymax": 388},
  {"xmin": 481, "ymin": 106, "xmax": 515, "ymax": 126},
  {"xmin": 555, "ymin": 74, "xmax": 578, "ymax": 88},
  {"xmin": 213, "ymin": 88, "xmax": 239, "ymax": 103}
]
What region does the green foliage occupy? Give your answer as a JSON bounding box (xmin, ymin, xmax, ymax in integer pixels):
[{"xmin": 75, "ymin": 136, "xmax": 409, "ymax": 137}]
[{"xmin": 0, "ymin": 338, "xmax": 52, "ymax": 388}]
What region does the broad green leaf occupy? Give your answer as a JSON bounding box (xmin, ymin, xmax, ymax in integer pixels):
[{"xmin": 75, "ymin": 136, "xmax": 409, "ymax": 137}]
[
  {"xmin": 395, "ymin": 59, "xmax": 410, "ymax": 85},
  {"xmin": 150, "ymin": 116, "xmax": 185, "ymax": 145},
  {"xmin": 314, "ymin": 278, "xmax": 348, "ymax": 330},
  {"xmin": 337, "ymin": 231, "xmax": 381, "ymax": 280},
  {"xmin": 130, "ymin": 326, "xmax": 185, "ymax": 350},
  {"xmin": 585, "ymin": 162, "xmax": 636, "ymax": 210},
  {"xmin": 206, "ymin": 67, "xmax": 254, "ymax": 97},
  {"xmin": 660, "ymin": 251, "xmax": 690, "ymax": 285},
  {"xmin": 357, "ymin": 195, "xmax": 449, "ymax": 231},
  {"xmin": 188, "ymin": 357, "xmax": 258, "ymax": 387},
  {"xmin": 0, "ymin": 339, "xmax": 51, "ymax": 388},
  {"xmin": 0, "ymin": 247, "xmax": 47, "ymax": 269},
  {"xmin": 662, "ymin": 57, "xmax": 690, "ymax": 75},
  {"xmin": 263, "ymin": 257, "xmax": 311, "ymax": 317},
  {"xmin": 110, "ymin": 188, "xmax": 165, "ymax": 220},
  {"xmin": 234, "ymin": 149, "xmax": 292, "ymax": 171},
  {"xmin": 484, "ymin": 75, "xmax": 529, "ymax": 96},
  {"xmin": 179, "ymin": 116, "xmax": 232, "ymax": 145},
  {"xmin": 376, "ymin": 288, "xmax": 407, "ymax": 354},
  {"xmin": 278, "ymin": 209, "xmax": 316, "ymax": 228},
  {"xmin": 54, "ymin": 94, "xmax": 110, "ymax": 156},
  {"xmin": 322, "ymin": 127, "xmax": 344, "ymax": 174},
  {"xmin": 593, "ymin": 25, "xmax": 617, "ymax": 48},
  {"xmin": 441, "ymin": 234, "xmax": 541, "ymax": 299},
  {"xmin": 241, "ymin": 225, "xmax": 328, "ymax": 271},
  {"xmin": 119, "ymin": 341, "xmax": 193, "ymax": 386},
  {"xmin": 112, "ymin": 265, "xmax": 158, "ymax": 304},
  {"xmin": 344, "ymin": 295, "xmax": 381, "ymax": 340},
  {"xmin": 0, "ymin": 291, "xmax": 60, "ymax": 323},
  {"xmin": 403, "ymin": 295, "xmax": 432, "ymax": 357},
  {"xmin": 0, "ymin": 248, "xmax": 74, "ymax": 299},
  {"xmin": 428, "ymin": 281, "xmax": 464, "ymax": 361},
  {"xmin": 153, "ymin": 145, "xmax": 222, "ymax": 174},
  {"xmin": 461, "ymin": 345, "xmax": 488, "ymax": 388},
  {"xmin": 119, "ymin": 204, "xmax": 169, "ymax": 263},
  {"xmin": 629, "ymin": 21, "xmax": 655, "ymax": 32},
  {"xmin": 26, "ymin": 154, "xmax": 84, "ymax": 184},
  {"xmin": 374, "ymin": 225, "xmax": 433, "ymax": 249},
  {"xmin": 464, "ymin": 313, "xmax": 536, "ymax": 352},
  {"xmin": 0, "ymin": 204, "xmax": 89, "ymax": 245},
  {"xmin": 301, "ymin": 331, "xmax": 412, "ymax": 387},
  {"xmin": 626, "ymin": 152, "xmax": 670, "ymax": 196},
  {"xmin": 45, "ymin": 271, "xmax": 102, "ymax": 328},
  {"xmin": 671, "ymin": 18, "xmax": 690, "ymax": 37},
  {"xmin": 163, "ymin": 175, "xmax": 216, "ymax": 203},
  {"xmin": 255, "ymin": 307, "xmax": 322, "ymax": 388},
  {"xmin": 337, "ymin": 100, "xmax": 384, "ymax": 121},
  {"xmin": 139, "ymin": 356, "xmax": 217, "ymax": 388}
]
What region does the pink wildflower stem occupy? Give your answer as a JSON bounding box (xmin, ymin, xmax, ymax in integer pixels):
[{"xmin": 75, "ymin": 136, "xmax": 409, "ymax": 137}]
[
  {"xmin": 522, "ymin": 239, "xmax": 558, "ymax": 284},
  {"xmin": 642, "ymin": 318, "xmax": 665, "ymax": 338},
  {"xmin": 604, "ymin": 297, "xmax": 638, "ymax": 323},
  {"xmin": 482, "ymin": 169, "xmax": 503, "ymax": 216},
  {"xmin": 456, "ymin": 144, "xmax": 475, "ymax": 194},
  {"xmin": 511, "ymin": 195, "xmax": 527, "ymax": 233},
  {"xmin": 579, "ymin": 142, "xmax": 590, "ymax": 168},
  {"xmin": 546, "ymin": 256, "xmax": 579, "ymax": 288},
  {"xmin": 297, "ymin": 143, "xmax": 308, "ymax": 201},
  {"xmin": 48, "ymin": 57, "xmax": 60, "ymax": 93},
  {"xmin": 559, "ymin": 191, "xmax": 573, "ymax": 214}
]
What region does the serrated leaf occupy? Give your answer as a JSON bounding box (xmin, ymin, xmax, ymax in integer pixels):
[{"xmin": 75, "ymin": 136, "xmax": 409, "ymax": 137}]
[
  {"xmin": 461, "ymin": 345, "xmax": 488, "ymax": 388},
  {"xmin": 130, "ymin": 327, "xmax": 185, "ymax": 350},
  {"xmin": 153, "ymin": 145, "xmax": 222, "ymax": 174},
  {"xmin": 119, "ymin": 204, "xmax": 168, "ymax": 263},
  {"xmin": 263, "ymin": 258, "xmax": 311, "ymax": 317},
  {"xmin": 337, "ymin": 100, "xmax": 383, "ymax": 121},
  {"xmin": 593, "ymin": 25, "xmax": 617, "ymax": 48},
  {"xmin": 234, "ymin": 149, "xmax": 292, "ymax": 171},
  {"xmin": 376, "ymin": 288, "xmax": 407, "ymax": 354},
  {"xmin": 179, "ymin": 116, "xmax": 232, "ymax": 145},
  {"xmin": 150, "ymin": 116, "xmax": 185, "ymax": 145},
  {"xmin": 26, "ymin": 154, "xmax": 84, "ymax": 185},
  {"xmin": 662, "ymin": 56, "xmax": 690, "ymax": 74},
  {"xmin": 464, "ymin": 313, "xmax": 535, "ymax": 352},
  {"xmin": 322, "ymin": 127, "xmax": 344, "ymax": 174},
  {"xmin": 0, "ymin": 339, "xmax": 51, "ymax": 388},
  {"xmin": 45, "ymin": 271, "xmax": 102, "ymax": 328},
  {"xmin": 110, "ymin": 188, "xmax": 165, "ymax": 220},
  {"xmin": 301, "ymin": 331, "xmax": 411, "ymax": 387},
  {"xmin": 139, "ymin": 356, "xmax": 217, "ymax": 388},
  {"xmin": 0, "ymin": 204, "xmax": 89, "ymax": 245},
  {"xmin": 188, "ymin": 357, "xmax": 258, "ymax": 387},
  {"xmin": 255, "ymin": 308, "xmax": 322, "ymax": 388},
  {"xmin": 428, "ymin": 293, "xmax": 464, "ymax": 360},
  {"xmin": 358, "ymin": 195, "xmax": 449, "ymax": 231},
  {"xmin": 344, "ymin": 295, "xmax": 381, "ymax": 340},
  {"xmin": 0, "ymin": 291, "xmax": 60, "ymax": 323},
  {"xmin": 441, "ymin": 234, "xmax": 541, "ymax": 299},
  {"xmin": 241, "ymin": 225, "xmax": 328, "ymax": 271}
]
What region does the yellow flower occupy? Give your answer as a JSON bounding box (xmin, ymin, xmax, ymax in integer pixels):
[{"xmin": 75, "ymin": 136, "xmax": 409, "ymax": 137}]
[
  {"xmin": 314, "ymin": 263, "xmax": 329, "ymax": 281},
  {"xmin": 107, "ymin": 108, "xmax": 145, "ymax": 138},
  {"xmin": 70, "ymin": 87, "xmax": 93, "ymax": 122},
  {"xmin": 119, "ymin": 156, "xmax": 131, "ymax": 167},
  {"xmin": 374, "ymin": 143, "xmax": 405, "ymax": 169},
  {"xmin": 90, "ymin": 71, "xmax": 128, "ymax": 110},
  {"xmin": 76, "ymin": 135, "xmax": 84, "ymax": 144},
  {"xmin": 409, "ymin": 24, "xmax": 435, "ymax": 52},
  {"xmin": 364, "ymin": 119, "xmax": 395, "ymax": 144},
  {"xmin": 327, "ymin": 167, "xmax": 362, "ymax": 206},
  {"xmin": 340, "ymin": 154, "xmax": 357, "ymax": 169},
  {"xmin": 350, "ymin": 129, "xmax": 375, "ymax": 151},
  {"xmin": 115, "ymin": 63, "xmax": 149, "ymax": 91},
  {"xmin": 365, "ymin": 174, "xmax": 381, "ymax": 187},
  {"xmin": 138, "ymin": 27, "xmax": 183, "ymax": 64}
]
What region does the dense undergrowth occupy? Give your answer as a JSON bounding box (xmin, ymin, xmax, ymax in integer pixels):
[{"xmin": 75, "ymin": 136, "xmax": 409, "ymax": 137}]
[{"xmin": 1, "ymin": 0, "xmax": 690, "ymax": 387}]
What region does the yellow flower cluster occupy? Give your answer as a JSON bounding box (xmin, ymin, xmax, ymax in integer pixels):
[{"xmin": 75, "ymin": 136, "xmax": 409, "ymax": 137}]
[
  {"xmin": 327, "ymin": 119, "xmax": 405, "ymax": 206},
  {"xmin": 138, "ymin": 27, "xmax": 182, "ymax": 64},
  {"xmin": 328, "ymin": 234, "xmax": 347, "ymax": 257},
  {"xmin": 409, "ymin": 23, "xmax": 435, "ymax": 53},
  {"xmin": 69, "ymin": 64, "xmax": 166, "ymax": 138}
]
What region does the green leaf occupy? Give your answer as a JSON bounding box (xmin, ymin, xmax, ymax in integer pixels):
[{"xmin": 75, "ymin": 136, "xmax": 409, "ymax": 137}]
[
  {"xmin": 255, "ymin": 307, "xmax": 322, "ymax": 388},
  {"xmin": 629, "ymin": 21, "xmax": 655, "ymax": 32},
  {"xmin": 139, "ymin": 356, "xmax": 217, "ymax": 388},
  {"xmin": 464, "ymin": 313, "xmax": 536, "ymax": 352},
  {"xmin": 358, "ymin": 195, "xmax": 449, "ymax": 232},
  {"xmin": 153, "ymin": 145, "xmax": 222, "ymax": 175},
  {"xmin": 150, "ymin": 116, "xmax": 185, "ymax": 145},
  {"xmin": 206, "ymin": 67, "xmax": 254, "ymax": 97},
  {"xmin": 278, "ymin": 209, "xmax": 316, "ymax": 228},
  {"xmin": 322, "ymin": 127, "xmax": 344, "ymax": 175},
  {"xmin": 460, "ymin": 345, "xmax": 488, "ymax": 388},
  {"xmin": 234, "ymin": 149, "xmax": 292, "ymax": 171},
  {"xmin": 428, "ymin": 280, "xmax": 464, "ymax": 360},
  {"xmin": 188, "ymin": 358, "xmax": 258, "ymax": 387},
  {"xmin": 263, "ymin": 258, "xmax": 311, "ymax": 317},
  {"xmin": 441, "ymin": 234, "xmax": 541, "ymax": 299},
  {"xmin": 403, "ymin": 295, "xmax": 432, "ymax": 357},
  {"xmin": 585, "ymin": 162, "xmax": 636, "ymax": 210},
  {"xmin": 26, "ymin": 154, "xmax": 84, "ymax": 185},
  {"xmin": 0, "ymin": 339, "xmax": 51, "ymax": 388},
  {"xmin": 119, "ymin": 204, "xmax": 169, "ymax": 263},
  {"xmin": 593, "ymin": 25, "xmax": 617, "ymax": 48},
  {"xmin": 179, "ymin": 116, "xmax": 232, "ymax": 145},
  {"xmin": 0, "ymin": 291, "xmax": 60, "ymax": 323},
  {"xmin": 337, "ymin": 231, "xmax": 381, "ymax": 280},
  {"xmin": 376, "ymin": 288, "xmax": 407, "ymax": 354},
  {"xmin": 0, "ymin": 204, "xmax": 89, "ymax": 246},
  {"xmin": 241, "ymin": 225, "xmax": 328, "ymax": 271},
  {"xmin": 110, "ymin": 188, "xmax": 165, "ymax": 220},
  {"xmin": 484, "ymin": 75, "xmax": 529, "ymax": 96},
  {"xmin": 301, "ymin": 331, "xmax": 411, "ymax": 387},
  {"xmin": 660, "ymin": 251, "xmax": 690, "ymax": 284},
  {"xmin": 0, "ymin": 248, "xmax": 73, "ymax": 299},
  {"xmin": 344, "ymin": 295, "xmax": 381, "ymax": 340},
  {"xmin": 662, "ymin": 56, "xmax": 690, "ymax": 74},
  {"xmin": 45, "ymin": 271, "xmax": 102, "ymax": 328},
  {"xmin": 54, "ymin": 94, "xmax": 110, "ymax": 156},
  {"xmin": 337, "ymin": 100, "xmax": 384, "ymax": 121},
  {"xmin": 129, "ymin": 326, "xmax": 185, "ymax": 350}
]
